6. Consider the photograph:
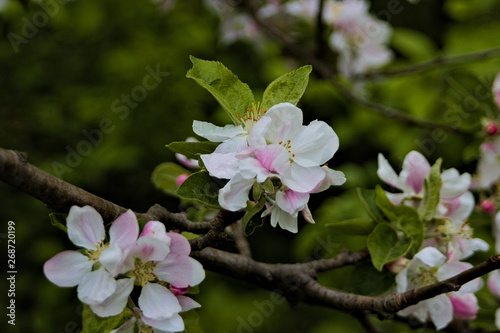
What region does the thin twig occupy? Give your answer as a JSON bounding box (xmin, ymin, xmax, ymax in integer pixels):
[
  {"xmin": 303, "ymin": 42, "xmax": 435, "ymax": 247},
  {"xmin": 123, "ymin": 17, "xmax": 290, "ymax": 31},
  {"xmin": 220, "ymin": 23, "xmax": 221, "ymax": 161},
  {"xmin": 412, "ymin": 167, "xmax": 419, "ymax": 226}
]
[
  {"xmin": 354, "ymin": 311, "xmax": 381, "ymax": 333},
  {"xmin": 356, "ymin": 46, "xmax": 500, "ymax": 80}
]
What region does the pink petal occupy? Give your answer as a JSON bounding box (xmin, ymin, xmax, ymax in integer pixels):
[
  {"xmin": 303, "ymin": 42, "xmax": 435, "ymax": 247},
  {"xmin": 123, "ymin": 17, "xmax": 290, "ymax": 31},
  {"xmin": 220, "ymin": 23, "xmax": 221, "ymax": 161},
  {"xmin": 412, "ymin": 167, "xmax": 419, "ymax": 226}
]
[
  {"xmin": 43, "ymin": 250, "xmax": 93, "ymax": 287},
  {"xmin": 201, "ymin": 152, "xmax": 239, "ymax": 179},
  {"xmin": 254, "ymin": 144, "xmax": 289, "ymax": 173},
  {"xmin": 401, "ymin": 151, "xmax": 430, "ymax": 194},
  {"xmin": 90, "ymin": 278, "xmax": 134, "ymax": 317},
  {"xmin": 109, "ymin": 210, "xmax": 139, "ymax": 250},
  {"xmin": 77, "ymin": 266, "xmax": 117, "ymax": 305},
  {"xmin": 494, "ymin": 72, "xmax": 500, "ymax": 108},
  {"xmin": 276, "ymin": 190, "xmax": 309, "ymax": 215},
  {"xmin": 155, "ymin": 255, "xmax": 205, "ymax": 288},
  {"xmin": 138, "ymin": 283, "xmax": 181, "ymax": 320},
  {"xmin": 449, "ymin": 293, "xmax": 478, "ymax": 320},
  {"xmin": 140, "ymin": 221, "xmax": 171, "ymax": 244},
  {"xmin": 489, "ymin": 270, "xmax": 500, "ymax": 296},
  {"xmin": 166, "ymin": 232, "xmax": 191, "ymax": 256},
  {"xmin": 67, "ymin": 205, "xmax": 105, "ymax": 249},
  {"xmin": 133, "ymin": 236, "xmax": 170, "ymax": 263}
]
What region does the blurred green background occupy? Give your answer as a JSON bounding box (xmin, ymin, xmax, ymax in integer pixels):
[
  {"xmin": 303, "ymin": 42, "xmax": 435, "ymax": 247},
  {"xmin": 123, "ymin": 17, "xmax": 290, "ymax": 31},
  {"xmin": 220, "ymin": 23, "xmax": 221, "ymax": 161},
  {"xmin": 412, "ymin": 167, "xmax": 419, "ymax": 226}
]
[{"xmin": 1, "ymin": 0, "xmax": 500, "ymax": 332}]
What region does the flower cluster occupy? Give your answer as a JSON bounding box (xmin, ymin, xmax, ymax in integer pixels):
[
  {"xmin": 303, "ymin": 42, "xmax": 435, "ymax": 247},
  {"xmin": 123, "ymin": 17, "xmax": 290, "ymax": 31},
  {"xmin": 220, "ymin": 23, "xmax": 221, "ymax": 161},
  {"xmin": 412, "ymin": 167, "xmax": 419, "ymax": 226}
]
[
  {"xmin": 44, "ymin": 206, "xmax": 204, "ymax": 333},
  {"xmin": 378, "ymin": 151, "xmax": 488, "ymax": 329},
  {"xmin": 194, "ymin": 102, "xmax": 345, "ymax": 233}
]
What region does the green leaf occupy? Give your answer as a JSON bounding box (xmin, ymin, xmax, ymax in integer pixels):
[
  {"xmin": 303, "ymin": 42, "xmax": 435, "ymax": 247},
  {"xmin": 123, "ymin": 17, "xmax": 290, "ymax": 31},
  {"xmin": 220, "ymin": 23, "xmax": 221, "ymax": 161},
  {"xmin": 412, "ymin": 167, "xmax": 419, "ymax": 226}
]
[
  {"xmin": 261, "ymin": 65, "xmax": 312, "ymax": 111},
  {"xmin": 252, "ymin": 182, "xmax": 263, "ymax": 201},
  {"xmin": 181, "ymin": 310, "xmax": 205, "ymax": 333},
  {"xmin": 49, "ymin": 212, "xmax": 67, "ymax": 233},
  {"xmin": 166, "ymin": 141, "xmax": 218, "ymax": 160},
  {"xmin": 325, "ymin": 218, "xmax": 376, "ymax": 235},
  {"xmin": 176, "ymin": 170, "xmax": 223, "ymax": 209},
  {"xmin": 344, "ymin": 261, "xmax": 395, "ymax": 296},
  {"xmin": 357, "ymin": 188, "xmax": 386, "ymax": 223},
  {"xmin": 242, "ymin": 197, "xmax": 266, "ymax": 236},
  {"xmin": 367, "ymin": 223, "xmax": 412, "ymax": 271},
  {"xmin": 418, "ymin": 158, "xmax": 442, "ymax": 221},
  {"xmin": 186, "ymin": 56, "xmax": 255, "ymax": 125},
  {"xmin": 151, "ymin": 162, "xmax": 190, "ymax": 196},
  {"xmin": 375, "ymin": 186, "xmax": 424, "ymax": 255},
  {"xmin": 81, "ymin": 304, "xmax": 131, "ymax": 333}
]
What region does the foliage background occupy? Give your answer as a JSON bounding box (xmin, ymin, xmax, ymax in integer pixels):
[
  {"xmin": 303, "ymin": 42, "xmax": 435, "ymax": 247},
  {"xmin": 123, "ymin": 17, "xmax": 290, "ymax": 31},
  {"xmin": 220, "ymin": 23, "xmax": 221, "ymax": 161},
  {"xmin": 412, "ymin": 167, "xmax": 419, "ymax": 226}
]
[{"xmin": 1, "ymin": 0, "xmax": 500, "ymax": 332}]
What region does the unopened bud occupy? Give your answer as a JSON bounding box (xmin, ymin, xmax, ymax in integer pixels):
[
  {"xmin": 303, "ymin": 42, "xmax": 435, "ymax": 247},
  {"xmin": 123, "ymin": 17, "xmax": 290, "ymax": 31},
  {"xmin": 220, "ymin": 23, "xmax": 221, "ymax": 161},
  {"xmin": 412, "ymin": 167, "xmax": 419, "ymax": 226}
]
[
  {"xmin": 176, "ymin": 174, "xmax": 189, "ymax": 187},
  {"xmin": 485, "ymin": 122, "xmax": 499, "ymax": 136},
  {"xmin": 479, "ymin": 199, "xmax": 496, "ymax": 214},
  {"xmin": 386, "ymin": 257, "xmax": 409, "ymax": 273}
]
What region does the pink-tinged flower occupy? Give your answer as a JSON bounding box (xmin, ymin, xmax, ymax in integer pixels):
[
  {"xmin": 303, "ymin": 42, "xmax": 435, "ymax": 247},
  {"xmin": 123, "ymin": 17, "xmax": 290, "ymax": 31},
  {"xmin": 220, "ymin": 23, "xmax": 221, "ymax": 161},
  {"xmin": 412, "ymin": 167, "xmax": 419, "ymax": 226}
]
[
  {"xmin": 102, "ymin": 222, "xmax": 204, "ymax": 326},
  {"xmin": 378, "ymin": 151, "xmax": 473, "ymax": 223},
  {"xmin": 493, "ymin": 211, "xmax": 500, "ymax": 253},
  {"xmin": 43, "ymin": 206, "xmax": 138, "ymax": 308},
  {"xmin": 324, "ymin": 0, "xmax": 393, "ymax": 77},
  {"xmin": 488, "ymin": 270, "xmax": 500, "ymax": 296},
  {"xmin": 449, "ymin": 293, "xmax": 479, "ymax": 320},
  {"xmin": 111, "ymin": 296, "xmax": 201, "ymax": 333},
  {"xmin": 396, "ymin": 247, "xmax": 483, "ymax": 329},
  {"xmin": 283, "ymin": 0, "xmax": 318, "ymax": 21},
  {"xmin": 494, "ymin": 72, "xmax": 500, "ymax": 108},
  {"xmin": 485, "ymin": 122, "xmax": 499, "ymax": 136},
  {"xmin": 475, "ymin": 137, "xmax": 500, "ymax": 189}
]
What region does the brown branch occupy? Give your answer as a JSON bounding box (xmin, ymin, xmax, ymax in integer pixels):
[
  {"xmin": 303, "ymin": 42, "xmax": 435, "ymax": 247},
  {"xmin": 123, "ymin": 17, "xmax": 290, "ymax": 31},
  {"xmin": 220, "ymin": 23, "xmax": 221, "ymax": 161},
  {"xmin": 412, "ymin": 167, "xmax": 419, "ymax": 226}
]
[
  {"xmin": 356, "ymin": 46, "xmax": 500, "ymax": 80},
  {"xmin": 354, "ymin": 311, "xmax": 381, "ymax": 333},
  {"xmin": 3, "ymin": 145, "xmax": 500, "ymax": 318},
  {"xmin": 230, "ymin": 222, "xmax": 252, "ymax": 257},
  {"xmin": 237, "ymin": 0, "xmax": 468, "ymax": 134}
]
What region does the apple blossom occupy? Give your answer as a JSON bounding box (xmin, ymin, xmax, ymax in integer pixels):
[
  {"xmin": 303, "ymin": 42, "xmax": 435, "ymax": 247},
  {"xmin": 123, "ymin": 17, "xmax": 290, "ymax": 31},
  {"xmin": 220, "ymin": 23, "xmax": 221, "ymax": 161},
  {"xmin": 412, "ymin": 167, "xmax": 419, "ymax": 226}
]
[
  {"xmin": 43, "ymin": 206, "xmax": 138, "ymax": 306},
  {"xmin": 494, "ymin": 72, "xmax": 500, "ymax": 108},
  {"xmin": 474, "ymin": 136, "xmax": 500, "ymax": 189},
  {"xmin": 396, "ymin": 247, "xmax": 483, "ymax": 329},
  {"xmin": 97, "ymin": 221, "xmax": 204, "ymax": 328},
  {"xmin": 175, "ymin": 137, "xmax": 200, "ymax": 169},
  {"xmin": 202, "ymin": 102, "xmax": 345, "ymax": 232}
]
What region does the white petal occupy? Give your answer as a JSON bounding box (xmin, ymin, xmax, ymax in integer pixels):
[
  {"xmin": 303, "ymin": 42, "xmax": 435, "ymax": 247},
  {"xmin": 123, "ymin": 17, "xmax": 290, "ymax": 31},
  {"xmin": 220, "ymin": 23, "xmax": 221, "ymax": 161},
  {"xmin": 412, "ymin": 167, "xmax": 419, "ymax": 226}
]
[
  {"xmin": 142, "ymin": 313, "xmax": 184, "ymax": 332},
  {"xmin": 109, "ymin": 210, "xmax": 139, "ymax": 250},
  {"xmin": 138, "ymin": 283, "xmax": 181, "ymax": 320},
  {"xmin": 440, "ymin": 169, "xmax": 471, "ymax": 198},
  {"xmin": 43, "ymin": 250, "xmax": 93, "ymax": 287},
  {"xmin": 292, "ymin": 120, "xmax": 339, "ymax": 167},
  {"xmin": 276, "ymin": 190, "xmax": 309, "ymax": 215},
  {"xmin": 262, "ymin": 103, "xmax": 303, "ymax": 144},
  {"xmin": 201, "ymin": 152, "xmax": 239, "ymax": 179},
  {"xmin": 218, "ymin": 175, "xmax": 254, "ymax": 211},
  {"xmin": 488, "ymin": 270, "xmax": 500, "ymax": 296},
  {"xmin": 77, "ymin": 267, "xmax": 117, "ymax": 305},
  {"xmin": 412, "ymin": 247, "xmax": 446, "ymax": 268},
  {"xmin": 248, "ymin": 116, "xmax": 271, "ymax": 148},
  {"xmin": 110, "ymin": 317, "xmax": 136, "ymax": 333},
  {"xmin": 316, "ymin": 167, "xmax": 346, "ymax": 192},
  {"xmin": 192, "ymin": 120, "xmax": 245, "ymax": 142},
  {"xmin": 90, "ymin": 278, "xmax": 134, "ymax": 317},
  {"xmin": 270, "ymin": 206, "xmax": 298, "ymax": 233},
  {"xmin": 99, "ymin": 244, "xmax": 124, "ymax": 276},
  {"xmin": 377, "ymin": 153, "xmax": 402, "ymax": 190},
  {"xmin": 177, "ymin": 295, "xmax": 201, "ymax": 312},
  {"xmin": 67, "ymin": 205, "xmax": 105, "ymax": 249},
  {"xmin": 427, "ymin": 295, "xmax": 453, "ymax": 330},
  {"xmin": 155, "ymin": 255, "xmax": 205, "ymax": 288},
  {"xmin": 166, "ymin": 232, "xmax": 191, "ymax": 256},
  {"xmin": 214, "ymin": 136, "xmax": 248, "ymax": 154},
  {"xmin": 281, "ymin": 164, "xmax": 325, "ymax": 193}
]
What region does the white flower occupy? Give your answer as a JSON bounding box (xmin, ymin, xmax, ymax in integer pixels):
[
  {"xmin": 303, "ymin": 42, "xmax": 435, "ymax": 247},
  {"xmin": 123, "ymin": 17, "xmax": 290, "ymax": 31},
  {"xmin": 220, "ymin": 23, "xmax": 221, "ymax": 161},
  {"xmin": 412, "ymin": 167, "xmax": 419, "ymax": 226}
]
[
  {"xmin": 396, "ymin": 247, "xmax": 483, "ymax": 329},
  {"xmin": 44, "ymin": 206, "xmax": 138, "ymax": 308},
  {"xmin": 475, "ymin": 137, "xmax": 500, "ymax": 189}
]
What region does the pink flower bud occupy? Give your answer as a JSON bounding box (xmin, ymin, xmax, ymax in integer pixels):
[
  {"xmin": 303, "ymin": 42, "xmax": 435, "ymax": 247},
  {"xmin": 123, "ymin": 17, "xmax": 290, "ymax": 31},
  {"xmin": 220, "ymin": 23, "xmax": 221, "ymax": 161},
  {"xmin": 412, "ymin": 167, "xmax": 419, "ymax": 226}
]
[
  {"xmin": 385, "ymin": 257, "xmax": 409, "ymax": 273},
  {"xmin": 170, "ymin": 285, "xmax": 190, "ymax": 296},
  {"xmin": 479, "ymin": 199, "xmax": 496, "ymax": 214},
  {"xmin": 176, "ymin": 174, "xmax": 189, "ymax": 187},
  {"xmin": 485, "ymin": 122, "xmax": 499, "ymax": 136},
  {"xmin": 449, "ymin": 294, "xmax": 479, "ymax": 320}
]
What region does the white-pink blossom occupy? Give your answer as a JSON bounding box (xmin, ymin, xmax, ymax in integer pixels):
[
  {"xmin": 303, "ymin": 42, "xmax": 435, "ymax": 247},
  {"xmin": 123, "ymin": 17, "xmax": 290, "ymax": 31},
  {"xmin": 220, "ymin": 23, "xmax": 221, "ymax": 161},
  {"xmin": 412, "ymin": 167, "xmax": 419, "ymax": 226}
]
[{"xmin": 43, "ymin": 206, "xmax": 138, "ymax": 307}]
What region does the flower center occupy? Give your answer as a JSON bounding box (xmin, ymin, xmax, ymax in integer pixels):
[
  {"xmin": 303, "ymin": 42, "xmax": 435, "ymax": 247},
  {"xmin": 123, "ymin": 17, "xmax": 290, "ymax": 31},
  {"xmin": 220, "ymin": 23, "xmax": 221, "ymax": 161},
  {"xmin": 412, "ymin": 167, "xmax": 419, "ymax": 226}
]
[
  {"xmin": 85, "ymin": 240, "xmax": 109, "ymax": 262},
  {"xmin": 238, "ymin": 102, "xmax": 267, "ymax": 132},
  {"xmin": 413, "ymin": 266, "xmax": 438, "ymax": 287},
  {"xmin": 132, "ymin": 258, "xmax": 158, "ymax": 287},
  {"xmin": 278, "ymin": 139, "xmax": 295, "ymax": 163}
]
